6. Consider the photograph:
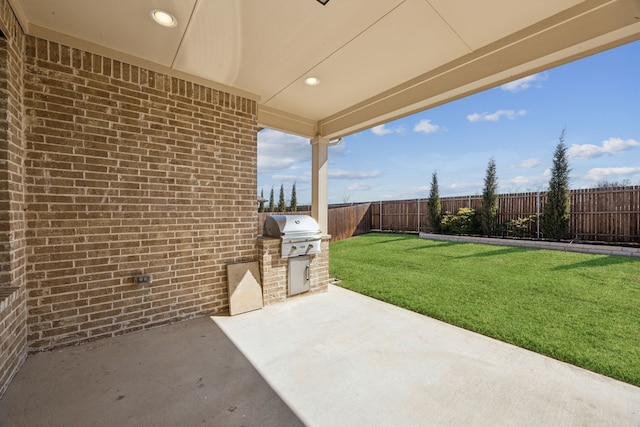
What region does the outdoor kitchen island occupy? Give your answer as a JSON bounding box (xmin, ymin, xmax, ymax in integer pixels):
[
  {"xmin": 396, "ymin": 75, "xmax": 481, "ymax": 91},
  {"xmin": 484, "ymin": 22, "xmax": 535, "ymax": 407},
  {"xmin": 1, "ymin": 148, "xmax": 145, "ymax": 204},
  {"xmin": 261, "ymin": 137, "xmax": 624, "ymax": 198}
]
[{"xmin": 258, "ymin": 215, "xmax": 331, "ymax": 306}]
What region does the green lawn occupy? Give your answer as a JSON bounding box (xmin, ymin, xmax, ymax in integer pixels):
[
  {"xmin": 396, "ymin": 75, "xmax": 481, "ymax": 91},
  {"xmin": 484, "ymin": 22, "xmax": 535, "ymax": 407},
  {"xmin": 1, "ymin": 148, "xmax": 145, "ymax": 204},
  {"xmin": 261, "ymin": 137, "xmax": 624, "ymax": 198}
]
[{"xmin": 329, "ymin": 233, "xmax": 640, "ymax": 386}]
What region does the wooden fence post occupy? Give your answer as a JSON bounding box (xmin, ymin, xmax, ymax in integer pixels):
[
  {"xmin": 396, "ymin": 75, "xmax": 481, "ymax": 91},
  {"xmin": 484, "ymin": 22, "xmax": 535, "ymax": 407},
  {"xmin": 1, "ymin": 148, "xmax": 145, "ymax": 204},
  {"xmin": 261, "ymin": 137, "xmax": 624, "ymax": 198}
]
[{"xmin": 536, "ymin": 191, "xmax": 541, "ymax": 239}]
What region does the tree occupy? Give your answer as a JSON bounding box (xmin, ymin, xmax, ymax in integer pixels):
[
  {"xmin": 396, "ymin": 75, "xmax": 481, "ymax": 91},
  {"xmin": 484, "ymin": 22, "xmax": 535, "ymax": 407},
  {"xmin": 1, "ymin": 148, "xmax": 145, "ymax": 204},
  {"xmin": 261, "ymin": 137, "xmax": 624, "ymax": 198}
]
[
  {"xmin": 290, "ymin": 182, "xmax": 297, "ymax": 212},
  {"xmin": 596, "ymin": 179, "xmax": 630, "ymax": 188},
  {"xmin": 258, "ymin": 188, "xmax": 265, "ymax": 213},
  {"xmin": 268, "ymin": 187, "xmax": 275, "ymax": 212},
  {"xmin": 480, "ymin": 158, "xmax": 498, "ymax": 236},
  {"xmin": 427, "ymin": 171, "xmax": 441, "ymax": 232},
  {"xmin": 278, "ymin": 184, "xmax": 286, "ymax": 212},
  {"xmin": 542, "ymin": 131, "xmax": 571, "ymax": 240}
]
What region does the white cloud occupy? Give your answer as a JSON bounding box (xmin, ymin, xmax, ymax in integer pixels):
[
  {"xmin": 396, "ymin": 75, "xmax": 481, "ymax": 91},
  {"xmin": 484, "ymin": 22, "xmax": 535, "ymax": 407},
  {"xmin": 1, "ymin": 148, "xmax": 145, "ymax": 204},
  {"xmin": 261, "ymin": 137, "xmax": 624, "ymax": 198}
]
[
  {"xmin": 447, "ymin": 181, "xmax": 483, "ymax": 193},
  {"xmin": 507, "ymin": 175, "xmax": 546, "ymax": 187},
  {"xmin": 371, "ymin": 125, "xmax": 392, "ymax": 135},
  {"xmin": 371, "ymin": 124, "xmax": 404, "ymax": 136},
  {"xmin": 489, "ymin": 173, "xmax": 550, "ymax": 193},
  {"xmin": 467, "ymin": 109, "xmax": 526, "ymax": 122},
  {"xmin": 509, "ymin": 176, "xmax": 536, "ymax": 186},
  {"xmin": 405, "ymin": 186, "xmax": 430, "ymax": 197},
  {"xmin": 567, "ymin": 138, "xmax": 640, "ymax": 159},
  {"xmin": 501, "ymin": 73, "xmax": 548, "ymax": 93},
  {"xmin": 271, "ymin": 175, "xmax": 297, "ymax": 182},
  {"xmin": 329, "ymin": 169, "xmax": 382, "ymax": 179},
  {"xmin": 271, "ymin": 174, "xmax": 310, "ymax": 183},
  {"xmin": 585, "ymin": 167, "xmax": 640, "ymax": 181},
  {"xmin": 413, "ymin": 119, "xmax": 441, "ymax": 134},
  {"xmin": 258, "ymin": 129, "xmax": 310, "ymax": 172},
  {"xmin": 347, "ymin": 182, "xmax": 377, "ymax": 191},
  {"xmin": 513, "ymin": 157, "xmax": 541, "ymax": 168}
]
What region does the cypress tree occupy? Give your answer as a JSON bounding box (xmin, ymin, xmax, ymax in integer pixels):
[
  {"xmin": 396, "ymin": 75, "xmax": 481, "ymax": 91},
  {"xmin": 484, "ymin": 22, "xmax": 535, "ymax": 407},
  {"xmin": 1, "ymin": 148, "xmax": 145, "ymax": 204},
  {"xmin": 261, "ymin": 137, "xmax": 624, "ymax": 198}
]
[
  {"xmin": 290, "ymin": 182, "xmax": 297, "ymax": 212},
  {"xmin": 480, "ymin": 158, "xmax": 498, "ymax": 236},
  {"xmin": 278, "ymin": 184, "xmax": 286, "ymax": 212},
  {"xmin": 258, "ymin": 188, "xmax": 265, "ymax": 213},
  {"xmin": 268, "ymin": 187, "xmax": 275, "ymax": 212},
  {"xmin": 542, "ymin": 131, "xmax": 571, "ymax": 240},
  {"xmin": 427, "ymin": 171, "xmax": 441, "ymax": 232}
]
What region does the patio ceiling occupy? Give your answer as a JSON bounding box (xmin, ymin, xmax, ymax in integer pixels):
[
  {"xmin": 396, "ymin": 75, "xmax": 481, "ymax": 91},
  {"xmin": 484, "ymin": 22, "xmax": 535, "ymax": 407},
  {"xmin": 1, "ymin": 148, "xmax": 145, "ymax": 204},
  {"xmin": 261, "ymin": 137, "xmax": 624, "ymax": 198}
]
[{"xmin": 8, "ymin": 0, "xmax": 640, "ymax": 139}]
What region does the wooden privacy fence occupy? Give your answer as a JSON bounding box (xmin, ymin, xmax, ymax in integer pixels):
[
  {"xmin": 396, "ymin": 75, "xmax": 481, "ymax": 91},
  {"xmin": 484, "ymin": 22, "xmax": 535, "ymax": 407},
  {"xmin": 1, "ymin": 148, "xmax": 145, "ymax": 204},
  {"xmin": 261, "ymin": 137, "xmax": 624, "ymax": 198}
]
[
  {"xmin": 571, "ymin": 187, "xmax": 640, "ymax": 242},
  {"xmin": 256, "ymin": 186, "xmax": 639, "ymax": 243},
  {"xmin": 370, "ymin": 186, "xmax": 640, "ymax": 243},
  {"xmin": 257, "ymin": 203, "xmax": 372, "ymax": 242}
]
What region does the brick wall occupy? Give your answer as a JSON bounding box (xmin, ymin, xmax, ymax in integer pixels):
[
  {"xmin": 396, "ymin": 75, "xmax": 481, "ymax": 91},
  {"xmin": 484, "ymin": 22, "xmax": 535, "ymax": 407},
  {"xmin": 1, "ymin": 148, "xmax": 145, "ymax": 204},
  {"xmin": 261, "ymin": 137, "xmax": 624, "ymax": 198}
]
[
  {"xmin": 0, "ymin": 0, "xmax": 332, "ymax": 398},
  {"xmin": 0, "ymin": 287, "xmax": 25, "ymax": 397},
  {"xmin": 258, "ymin": 237, "xmax": 330, "ymax": 305},
  {"xmin": 22, "ymin": 36, "xmax": 259, "ymax": 350},
  {"xmin": 257, "ymin": 238, "xmax": 288, "ymax": 305},
  {"xmin": 0, "ymin": 0, "xmax": 28, "ymax": 398}
]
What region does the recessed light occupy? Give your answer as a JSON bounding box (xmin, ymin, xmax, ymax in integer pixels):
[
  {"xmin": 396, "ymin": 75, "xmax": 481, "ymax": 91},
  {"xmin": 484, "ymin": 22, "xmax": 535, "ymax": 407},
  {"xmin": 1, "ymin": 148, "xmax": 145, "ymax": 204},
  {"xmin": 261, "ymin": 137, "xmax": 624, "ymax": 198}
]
[
  {"xmin": 150, "ymin": 9, "xmax": 177, "ymax": 28},
  {"xmin": 304, "ymin": 77, "xmax": 321, "ymax": 86}
]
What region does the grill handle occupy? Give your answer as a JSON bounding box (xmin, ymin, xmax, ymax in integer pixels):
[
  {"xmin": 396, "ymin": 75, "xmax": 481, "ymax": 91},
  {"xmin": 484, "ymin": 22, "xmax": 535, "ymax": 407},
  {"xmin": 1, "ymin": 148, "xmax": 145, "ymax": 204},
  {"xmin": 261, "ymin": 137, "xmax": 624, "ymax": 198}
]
[{"xmin": 305, "ymin": 265, "xmax": 310, "ymax": 281}]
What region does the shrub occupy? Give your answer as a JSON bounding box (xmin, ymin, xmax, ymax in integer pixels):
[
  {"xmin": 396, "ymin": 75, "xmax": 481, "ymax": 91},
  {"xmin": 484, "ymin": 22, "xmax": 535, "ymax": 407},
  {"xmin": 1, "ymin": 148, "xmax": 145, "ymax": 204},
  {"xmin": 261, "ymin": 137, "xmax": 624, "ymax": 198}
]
[
  {"xmin": 503, "ymin": 215, "xmax": 537, "ymax": 238},
  {"xmin": 441, "ymin": 207, "xmax": 478, "ymax": 235}
]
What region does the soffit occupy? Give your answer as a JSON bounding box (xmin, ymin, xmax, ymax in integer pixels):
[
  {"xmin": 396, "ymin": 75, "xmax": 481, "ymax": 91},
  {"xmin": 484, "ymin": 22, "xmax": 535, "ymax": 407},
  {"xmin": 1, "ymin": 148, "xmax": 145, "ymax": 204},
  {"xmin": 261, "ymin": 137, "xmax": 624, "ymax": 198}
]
[
  {"xmin": 10, "ymin": 0, "xmax": 197, "ymax": 67},
  {"xmin": 8, "ymin": 0, "xmax": 640, "ymax": 139}
]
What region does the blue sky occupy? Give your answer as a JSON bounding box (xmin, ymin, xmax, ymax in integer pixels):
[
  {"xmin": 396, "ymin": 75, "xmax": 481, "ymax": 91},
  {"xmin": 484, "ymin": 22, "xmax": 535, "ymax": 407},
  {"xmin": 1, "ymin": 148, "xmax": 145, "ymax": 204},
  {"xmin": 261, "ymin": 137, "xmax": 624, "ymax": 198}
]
[{"xmin": 258, "ymin": 40, "xmax": 640, "ymax": 205}]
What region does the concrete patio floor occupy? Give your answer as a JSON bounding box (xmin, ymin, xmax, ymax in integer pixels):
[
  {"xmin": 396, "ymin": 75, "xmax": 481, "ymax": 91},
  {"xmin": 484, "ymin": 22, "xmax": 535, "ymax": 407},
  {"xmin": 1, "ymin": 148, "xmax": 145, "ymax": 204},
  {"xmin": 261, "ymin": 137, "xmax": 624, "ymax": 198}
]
[
  {"xmin": 0, "ymin": 316, "xmax": 303, "ymax": 427},
  {"xmin": 2, "ymin": 284, "xmax": 640, "ymax": 426},
  {"xmin": 213, "ymin": 285, "xmax": 640, "ymax": 426}
]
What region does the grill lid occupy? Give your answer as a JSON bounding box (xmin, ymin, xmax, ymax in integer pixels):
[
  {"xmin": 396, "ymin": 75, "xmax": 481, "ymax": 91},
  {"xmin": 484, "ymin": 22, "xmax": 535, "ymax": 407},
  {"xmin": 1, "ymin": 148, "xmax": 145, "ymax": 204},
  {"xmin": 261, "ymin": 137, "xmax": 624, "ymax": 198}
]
[{"xmin": 263, "ymin": 215, "xmax": 322, "ymax": 240}]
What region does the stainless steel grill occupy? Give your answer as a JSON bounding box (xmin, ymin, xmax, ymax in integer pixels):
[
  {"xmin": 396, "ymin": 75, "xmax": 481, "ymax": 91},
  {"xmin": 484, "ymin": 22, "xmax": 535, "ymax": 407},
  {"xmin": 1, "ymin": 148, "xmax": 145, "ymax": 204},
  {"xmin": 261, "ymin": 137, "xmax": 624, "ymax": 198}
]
[{"xmin": 263, "ymin": 215, "xmax": 322, "ymax": 258}]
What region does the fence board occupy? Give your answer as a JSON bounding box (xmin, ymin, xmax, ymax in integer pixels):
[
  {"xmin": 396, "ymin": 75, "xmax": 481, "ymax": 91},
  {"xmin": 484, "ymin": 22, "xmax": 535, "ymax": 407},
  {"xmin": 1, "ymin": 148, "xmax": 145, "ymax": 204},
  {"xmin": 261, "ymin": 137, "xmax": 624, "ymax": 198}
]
[{"xmin": 328, "ymin": 203, "xmax": 372, "ymax": 241}]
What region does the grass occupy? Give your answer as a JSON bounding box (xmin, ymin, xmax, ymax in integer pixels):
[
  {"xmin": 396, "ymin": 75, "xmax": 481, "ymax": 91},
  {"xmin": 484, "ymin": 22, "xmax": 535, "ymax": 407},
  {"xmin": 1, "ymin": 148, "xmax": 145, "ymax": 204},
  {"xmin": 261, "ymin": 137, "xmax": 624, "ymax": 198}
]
[{"xmin": 329, "ymin": 233, "xmax": 640, "ymax": 386}]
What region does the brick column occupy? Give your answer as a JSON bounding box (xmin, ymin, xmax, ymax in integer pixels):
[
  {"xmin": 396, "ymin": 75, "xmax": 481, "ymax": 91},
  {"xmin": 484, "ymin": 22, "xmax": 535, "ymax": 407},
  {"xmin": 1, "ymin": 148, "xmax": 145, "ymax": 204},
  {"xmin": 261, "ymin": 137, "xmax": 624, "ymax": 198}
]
[{"xmin": 257, "ymin": 235, "xmax": 330, "ymax": 306}]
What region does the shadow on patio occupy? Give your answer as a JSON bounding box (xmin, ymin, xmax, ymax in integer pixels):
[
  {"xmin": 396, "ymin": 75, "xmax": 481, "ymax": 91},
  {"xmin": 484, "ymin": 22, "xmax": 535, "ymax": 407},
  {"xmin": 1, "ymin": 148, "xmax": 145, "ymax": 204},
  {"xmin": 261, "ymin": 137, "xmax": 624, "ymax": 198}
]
[{"xmin": 0, "ymin": 316, "xmax": 303, "ymax": 427}]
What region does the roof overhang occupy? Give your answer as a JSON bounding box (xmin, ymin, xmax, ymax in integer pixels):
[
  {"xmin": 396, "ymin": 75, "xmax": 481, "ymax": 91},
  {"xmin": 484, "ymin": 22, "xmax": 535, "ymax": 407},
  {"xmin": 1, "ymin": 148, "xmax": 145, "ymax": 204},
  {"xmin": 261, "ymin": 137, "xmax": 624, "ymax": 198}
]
[{"xmin": 8, "ymin": 0, "xmax": 640, "ymax": 139}]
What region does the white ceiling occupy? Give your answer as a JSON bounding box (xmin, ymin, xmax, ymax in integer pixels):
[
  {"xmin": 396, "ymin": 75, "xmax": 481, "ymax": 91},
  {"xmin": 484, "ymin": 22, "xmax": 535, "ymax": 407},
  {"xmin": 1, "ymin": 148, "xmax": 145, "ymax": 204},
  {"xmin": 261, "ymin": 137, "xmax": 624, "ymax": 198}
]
[{"xmin": 8, "ymin": 0, "xmax": 640, "ymax": 138}]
